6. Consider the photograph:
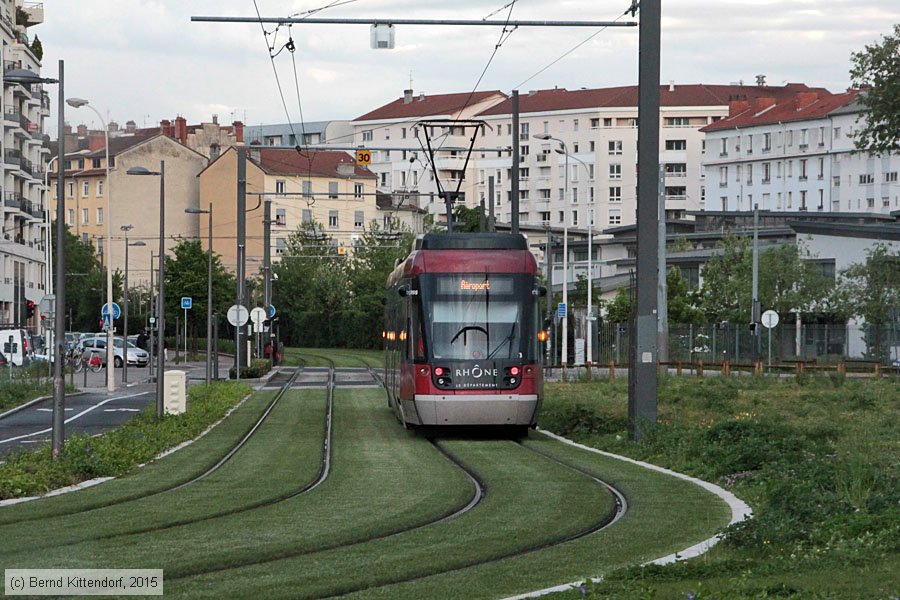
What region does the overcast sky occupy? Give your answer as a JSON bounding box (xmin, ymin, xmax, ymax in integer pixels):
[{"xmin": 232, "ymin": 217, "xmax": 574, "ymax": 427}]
[{"xmin": 38, "ymin": 0, "xmax": 899, "ymax": 133}]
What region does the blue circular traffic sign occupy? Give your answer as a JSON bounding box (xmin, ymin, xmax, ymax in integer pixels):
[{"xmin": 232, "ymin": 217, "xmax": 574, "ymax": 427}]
[
  {"xmin": 268, "ymin": 305, "xmax": 276, "ymax": 319},
  {"xmin": 101, "ymin": 302, "xmax": 121, "ymax": 319}
]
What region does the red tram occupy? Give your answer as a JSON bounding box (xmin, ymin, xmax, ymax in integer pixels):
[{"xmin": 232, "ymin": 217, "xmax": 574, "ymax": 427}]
[{"xmin": 384, "ymin": 232, "xmax": 546, "ymax": 430}]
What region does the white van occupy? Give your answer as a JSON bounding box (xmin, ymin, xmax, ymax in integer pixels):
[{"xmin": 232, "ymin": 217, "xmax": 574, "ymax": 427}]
[{"xmin": 0, "ymin": 329, "xmax": 31, "ymax": 366}]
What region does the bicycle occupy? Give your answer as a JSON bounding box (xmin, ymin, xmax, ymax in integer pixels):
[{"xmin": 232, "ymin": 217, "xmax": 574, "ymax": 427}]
[{"xmin": 66, "ymin": 348, "xmax": 104, "ymax": 373}]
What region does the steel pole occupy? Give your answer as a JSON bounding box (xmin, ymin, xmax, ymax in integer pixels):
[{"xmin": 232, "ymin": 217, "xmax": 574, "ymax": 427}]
[
  {"xmin": 562, "ymin": 146, "xmax": 569, "ymax": 378},
  {"xmin": 629, "ymin": 0, "xmax": 661, "ymax": 440},
  {"xmin": 206, "ymin": 204, "xmax": 213, "ymax": 384},
  {"xmin": 156, "ymin": 161, "xmax": 165, "ymax": 418},
  {"xmin": 511, "ymin": 90, "xmax": 519, "ymax": 235},
  {"xmin": 51, "ymin": 60, "xmax": 66, "ymax": 458},
  {"xmin": 263, "ymin": 198, "xmax": 272, "ymax": 368},
  {"xmin": 123, "ymin": 236, "xmax": 129, "ymax": 384},
  {"xmin": 236, "ymin": 148, "xmax": 246, "ymax": 378}
]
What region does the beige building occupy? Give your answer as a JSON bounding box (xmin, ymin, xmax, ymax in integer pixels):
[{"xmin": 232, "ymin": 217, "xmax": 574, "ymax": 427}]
[
  {"xmin": 1, "ymin": 0, "xmax": 48, "ymax": 330},
  {"xmin": 198, "ymin": 146, "xmax": 383, "ymax": 275},
  {"xmin": 49, "ymin": 134, "xmax": 208, "ymax": 286}
]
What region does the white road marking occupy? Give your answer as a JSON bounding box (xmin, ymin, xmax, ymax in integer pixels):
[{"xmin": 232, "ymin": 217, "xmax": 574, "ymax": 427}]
[
  {"xmin": 36, "ymin": 408, "xmax": 74, "ymax": 412},
  {"xmin": 0, "ymin": 392, "xmax": 150, "ymax": 445},
  {"xmin": 103, "ymin": 408, "xmax": 141, "ymax": 412}
]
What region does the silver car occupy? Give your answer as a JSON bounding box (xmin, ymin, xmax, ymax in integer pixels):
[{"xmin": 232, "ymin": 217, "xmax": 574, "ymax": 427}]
[{"xmin": 76, "ymin": 336, "xmax": 150, "ymax": 367}]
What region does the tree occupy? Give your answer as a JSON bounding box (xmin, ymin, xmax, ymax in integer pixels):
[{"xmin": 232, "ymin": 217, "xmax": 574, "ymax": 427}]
[
  {"xmin": 850, "ymin": 24, "xmax": 900, "ymax": 155},
  {"xmin": 347, "ymin": 222, "xmax": 415, "ymax": 348},
  {"xmin": 30, "ymin": 35, "xmax": 42, "ymax": 60},
  {"xmin": 836, "ymin": 243, "xmax": 900, "ymax": 359},
  {"xmin": 51, "ymin": 227, "xmax": 112, "ymax": 332},
  {"xmin": 163, "ymin": 240, "xmax": 235, "ymax": 341},
  {"xmin": 605, "ymin": 287, "xmax": 633, "ymax": 324},
  {"xmin": 666, "ymin": 267, "xmax": 705, "ymax": 325},
  {"xmin": 450, "ymin": 204, "xmax": 485, "ymax": 232},
  {"xmin": 698, "ymin": 235, "xmax": 834, "ymax": 323}
]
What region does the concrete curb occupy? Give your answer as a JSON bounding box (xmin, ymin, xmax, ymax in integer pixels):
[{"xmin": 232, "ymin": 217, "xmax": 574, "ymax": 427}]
[
  {"xmin": 502, "ymin": 428, "xmax": 753, "ymax": 600},
  {"xmin": 0, "ymin": 391, "xmax": 87, "ymax": 421},
  {"xmin": 0, "ymin": 389, "xmax": 254, "ymax": 508}
]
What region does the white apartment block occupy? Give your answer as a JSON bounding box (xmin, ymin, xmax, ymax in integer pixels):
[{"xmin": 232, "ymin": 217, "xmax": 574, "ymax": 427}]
[
  {"xmin": 1, "ymin": 0, "xmax": 48, "ymax": 330},
  {"xmin": 352, "ymin": 89, "xmax": 507, "ymax": 217},
  {"xmin": 702, "ymin": 88, "xmax": 899, "ymax": 214}
]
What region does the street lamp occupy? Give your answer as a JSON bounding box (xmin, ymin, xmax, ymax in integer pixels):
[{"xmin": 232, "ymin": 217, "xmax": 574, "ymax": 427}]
[
  {"xmin": 122, "ymin": 224, "xmax": 145, "ymax": 384},
  {"xmin": 66, "ymin": 97, "xmax": 114, "ymax": 393},
  {"xmin": 534, "ymin": 133, "xmax": 570, "ymax": 376},
  {"xmin": 185, "ymin": 204, "xmax": 213, "ymax": 385},
  {"xmin": 127, "ymin": 163, "xmax": 165, "ymax": 417},
  {"xmin": 6, "ymin": 63, "xmax": 66, "ymax": 456},
  {"xmin": 556, "ymin": 148, "xmax": 594, "ymax": 368}
]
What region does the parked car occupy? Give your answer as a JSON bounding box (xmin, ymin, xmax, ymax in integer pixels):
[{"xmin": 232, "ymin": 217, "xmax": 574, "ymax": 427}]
[
  {"xmin": 0, "ymin": 328, "xmax": 31, "ymax": 366},
  {"xmin": 76, "ymin": 336, "xmax": 150, "ymax": 368}
]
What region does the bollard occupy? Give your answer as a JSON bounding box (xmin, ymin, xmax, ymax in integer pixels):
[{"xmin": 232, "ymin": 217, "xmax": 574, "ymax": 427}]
[
  {"xmin": 875, "ymin": 362, "xmax": 881, "ymax": 377},
  {"xmin": 676, "ymin": 361, "xmax": 682, "ymax": 377},
  {"xmin": 697, "ymin": 360, "xmax": 704, "ymax": 377},
  {"xmin": 837, "ymin": 362, "xmax": 846, "ymax": 375},
  {"xmin": 83, "ymin": 362, "xmax": 88, "ymax": 387},
  {"xmin": 608, "ymin": 361, "xmax": 615, "ymax": 381},
  {"xmin": 722, "ymin": 359, "xmax": 730, "ymax": 376}
]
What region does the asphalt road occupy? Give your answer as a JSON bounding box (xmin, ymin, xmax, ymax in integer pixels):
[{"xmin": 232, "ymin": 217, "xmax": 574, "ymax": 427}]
[{"xmin": 0, "ymin": 358, "xmax": 226, "ymax": 458}]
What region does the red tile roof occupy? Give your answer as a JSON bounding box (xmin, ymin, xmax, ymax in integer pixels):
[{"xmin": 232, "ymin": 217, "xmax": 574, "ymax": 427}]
[
  {"xmin": 476, "ymin": 83, "xmax": 831, "ymax": 116},
  {"xmin": 701, "ymin": 89, "xmax": 859, "ymax": 132},
  {"xmin": 252, "ymin": 148, "xmax": 375, "ymax": 179},
  {"xmin": 354, "ymin": 90, "xmax": 506, "ymax": 121}
]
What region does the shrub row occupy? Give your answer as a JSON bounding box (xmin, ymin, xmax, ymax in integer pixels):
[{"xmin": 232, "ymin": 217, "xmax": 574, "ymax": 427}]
[
  {"xmin": 228, "ymin": 358, "xmax": 272, "ymax": 380},
  {"xmin": 0, "ymin": 381, "xmax": 250, "ymax": 500}
]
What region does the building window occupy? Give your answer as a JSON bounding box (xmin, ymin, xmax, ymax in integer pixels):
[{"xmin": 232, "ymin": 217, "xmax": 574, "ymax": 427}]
[
  {"xmin": 799, "ymin": 159, "xmax": 808, "ymax": 180},
  {"xmin": 589, "ymin": 141, "xmax": 595, "ymax": 152},
  {"xmin": 303, "ymin": 180, "xmax": 313, "ymax": 197},
  {"xmin": 558, "ymin": 211, "xmax": 565, "ymax": 223},
  {"xmin": 328, "ymin": 181, "xmax": 339, "ymax": 199},
  {"xmin": 604, "ymin": 118, "xmax": 613, "ymax": 127},
  {"xmin": 276, "ymin": 180, "xmax": 286, "ymax": 195},
  {"xmin": 82, "ymin": 181, "xmax": 89, "ymax": 197},
  {"xmin": 92, "ymin": 158, "xmax": 101, "ymax": 169},
  {"xmin": 97, "ymin": 237, "xmax": 103, "ymax": 256},
  {"xmin": 859, "ymin": 173, "xmax": 874, "ymax": 184},
  {"xmin": 354, "ymin": 210, "xmax": 364, "ymax": 228},
  {"xmin": 885, "ymin": 172, "xmax": 898, "ymax": 183},
  {"xmin": 665, "ymin": 117, "xmax": 690, "ymax": 127},
  {"xmin": 608, "ymin": 209, "xmax": 621, "ymax": 225},
  {"xmin": 572, "ymin": 210, "xmax": 578, "ymax": 226},
  {"xmin": 719, "ymin": 166, "xmax": 728, "ymax": 186},
  {"xmin": 67, "ymin": 182, "xmax": 74, "ymax": 198},
  {"xmin": 608, "ymin": 140, "xmax": 623, "ymax": 155},
  {"xmin": 354, "ymin": 183, "xmax": 363, "ymax": 199},
  {"xmin": 276, "ymin": 237, "xmax": 286, "ymax": 255},
  {"xmin": 302, "ymin": 209, "xmax": 312, "ymax": 224},
  {"xmin": 96, "ymin": 208, "xmax": 103, "ymax": 224},
  {"xmin": 67, "ymin": 209, "xmax": 74, "ymax": 226},
  {"xmin": 573, "ymin": 119, "xmax": 579, "ymax": 132},
  {"xmin": 97, "ymin": 179, "xmax": 104, "ymax": 196},
  {"xmin": 276, "ymin": 208, "xmax": 286, "ymax": 226},
  {"xmin": 665, "ymin": 139, "xmax": 686, "ymax": 150},
  {"xmin": 609, "ymin": 164, "xmax": 622, "ymax": 179},
  {"xmin": 328, "ymin": 210, "xmax": 338, "ymax": 228},
  {"xmin": 81, "ymin": 208, "xmax": 89, "ymax": 225},
  {"xmin": 762, "ymin": 162, "xmax": 771, "ymax": 183},
  {"xmin": 763, "ymin": 132, "xmax": 771, "ymax": 152},
  {"xmin": 590, "ymin": 118, "xmax": 599, "ymax": 129},
  {"xmin": 572, "ymin": 188, "xmax": 578, "ymax": 203},
  {"xmin": 362, "ymin": 130, "xmax": 373, "ymax": 142},
  {"xmin": 609, "ymin": 187, "xmax": 622, "ymax": 202}
]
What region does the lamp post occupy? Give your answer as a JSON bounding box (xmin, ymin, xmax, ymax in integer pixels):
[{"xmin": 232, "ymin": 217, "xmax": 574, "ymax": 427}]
[
  {"xmin": 556, "ymin": 149, "xmax": 593, "ymax": 367},
  {"xmin": 534, "ymin": 133, "xmax": 569, "ymax": 375},
  {"xmin": 66, "ymin": 97, "xmax": 114, "ymax": 392},
  {"xmin": 6, "ymin": 63, "xmax": 66, "ymax": 456},
  {"xmin": 185, "ymin": 203, "xmax": 213, "ymax": 385},
  {"xmin": 127, "ymin": 163, "xmax": 165, "ymax": 417},
  {"xmin": 122, "ymin": 226, "xmax": 145, "ymax": 384}
]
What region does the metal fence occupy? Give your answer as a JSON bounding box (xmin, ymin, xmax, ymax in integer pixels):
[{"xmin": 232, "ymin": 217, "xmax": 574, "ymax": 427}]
[{"xmin": 586, "ymin": 320, "xmax": 900, "ymax": 366}]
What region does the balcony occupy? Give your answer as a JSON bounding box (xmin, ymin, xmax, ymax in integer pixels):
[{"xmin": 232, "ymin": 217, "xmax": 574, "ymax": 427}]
[
  {"xmin": 433, "ymin": 156, "xmax": 468, "ymax": 171},
  {"xmin": 4, "ymin": 148, "xmax": 21, "ymax": 167},
  {"xmin": 536, "ymin": 154, "xmax": 549, "ymax": 163}
]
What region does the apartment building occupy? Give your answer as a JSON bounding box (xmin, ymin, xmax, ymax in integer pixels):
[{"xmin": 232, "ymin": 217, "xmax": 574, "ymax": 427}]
[
  {"xmin": 49, "ymin": 134, "xmax": 208, "ymax": 286},
  {"xmin": 244, "ymin": 120, "xmax": 353, "ymax": 149},
  {"xmin": 1, "ymin": 0, "xmax": 47, "ymax": 330},
  {"xmin": 352, "ymin": 89, "xmax": 507, "ymax": 218},
  {"xmin": 199, "ymin": 146, "xmax": 385, "ymax": 274},
  {"xmin": 700, "ymin": 86, "xmax": 877, "ymax": 213}
]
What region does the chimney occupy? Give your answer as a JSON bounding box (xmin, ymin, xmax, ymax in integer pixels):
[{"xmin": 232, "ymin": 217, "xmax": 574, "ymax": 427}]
[
  {"xmin": 174, "ymin": 116, "xmax": 187, "ymax": 145},
  {"xmin": 728, "ymin": 100, "xmax": 750, "ymax": 118},
  {"xmin": 418, "ymin": 92, "xmax": 425, "ymax": 102},
  {"xmin": 160, "ymin": 119, "xmax": 173, "ymax": 138},
  {"xmin": 528, "ymin": 90, "xmax": 538, "ymax": 96},
  {"xmin": 212, "ymin": 113, "xmax": 218, "ymax": 124},
  {"xmin": 63, "ymin": 124, "xmax": 72, "ymax": 135},
  {"xmin": 337, "ymin": 162, "xmax": 355, "ymax": 177},
  {"xmin": 793, "ymin": 91, "xmax": 818, "ymax": 111},
  {"xmin": 76, "ymin": 124, "xmax": 88, "ymax": 137},
  {"xmin": 669, "ymin": 80, "xmax": 675, "ymax": 92},
  {"xmin": 403, "ymin": 89, "xmax": 413, "ymax": 104},
  {"xmin": 125, "ymin": 120, "xmax": 136, "ymax": 133},
  {"xmin": 108, "ymin": 121, "xmax": 119, "ymax": 132},
  {"xmin": 88, "ymin": 133, "xmax": 105, "ymax": 152},
  {"xmin": 233, "ymin": 120, "xmax": 244, "ymax": 143},
  {"xmin": 754, "ymin": 97, "xmax": 776, "ymax": 112},
  {"xmin": 248, "ymin": 140, "xmax": 261, "ymax": 162}
]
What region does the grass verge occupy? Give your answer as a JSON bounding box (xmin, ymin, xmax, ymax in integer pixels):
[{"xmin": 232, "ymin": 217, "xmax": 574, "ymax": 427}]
[
  {"xmin": 0, "ymin": 381, "xmax": 250, "ymax": 503},
  {"xmin": 0, "ymin": 389, "xmax": 326, "ymax": 554},
  {"xmin": 284, "ymin": 347, "xmax": 382, "ymax": 368},
  {"xmin": 537, "ymin": 373, "xmax": 900, "ymax": 599}
]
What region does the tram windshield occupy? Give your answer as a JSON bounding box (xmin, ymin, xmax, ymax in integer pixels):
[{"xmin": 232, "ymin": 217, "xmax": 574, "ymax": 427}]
[{"xmin": 421, "ymin": 274, "xmax": 537, "ymax": 361}]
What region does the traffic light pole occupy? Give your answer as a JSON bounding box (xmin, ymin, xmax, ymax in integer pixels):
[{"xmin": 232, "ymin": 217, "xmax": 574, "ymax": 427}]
[{"xmin": 263, "ymin": 198, "xmax": 273, "ymax": 369}]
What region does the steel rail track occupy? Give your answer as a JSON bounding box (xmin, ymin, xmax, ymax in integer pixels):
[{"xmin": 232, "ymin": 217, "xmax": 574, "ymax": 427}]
[
  {"xmin": 0, "ymin": 366, "xmax": 305, "ymax": 527},
  {"xmin": 314, "ymin": 440, "xmax": 628, "ymax": 599}
]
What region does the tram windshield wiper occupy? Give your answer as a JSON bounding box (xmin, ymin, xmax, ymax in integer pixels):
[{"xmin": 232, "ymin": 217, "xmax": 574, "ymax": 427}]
[{"xmin": 487, "ymin": 321, "xmax": 517, "ymax": 359}]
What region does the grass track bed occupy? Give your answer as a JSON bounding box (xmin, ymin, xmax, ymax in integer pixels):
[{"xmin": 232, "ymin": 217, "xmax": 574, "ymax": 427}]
[
  {"xmin": 0, "ymin": 389, "xmax": 327, "ymax": 557},
  {"xmin": 0, "ymin": 385, "xmax": 265, "ymax": 526},
  {"xmin": 286, "ymin": 348, "xmax": 381, "ymax": 368},
  {"xmin": 170, "ymin": 436, "xmax": 618, "ymax": 599},
  {"xmin": 2, "ymin": 389, "xmax": 473, "ymax": 579}
]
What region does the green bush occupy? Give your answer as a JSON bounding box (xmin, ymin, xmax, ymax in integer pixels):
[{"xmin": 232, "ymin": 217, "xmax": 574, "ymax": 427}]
[
  {"xmin": 0, "ymin": 380, "xmax": 53, "ymax": 412},
  {"xmin": 228, "ymin": 359, "xmax": 272, "ymax": 379},
  {"xmin": 0, "ymin": 381, "xmax": 249, "ymax": 499}
]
